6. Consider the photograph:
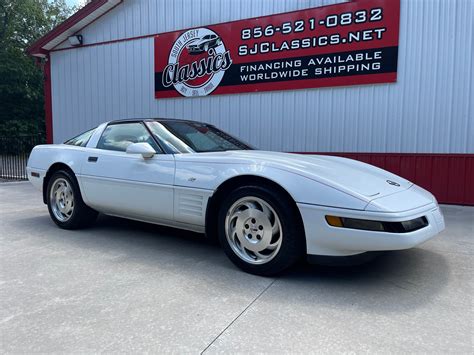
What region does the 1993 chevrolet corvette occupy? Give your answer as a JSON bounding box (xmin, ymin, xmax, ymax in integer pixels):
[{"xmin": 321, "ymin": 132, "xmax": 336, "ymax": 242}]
[{"xmin": 27, "ymin": 119, "xmax": 445, "ymax": 275}]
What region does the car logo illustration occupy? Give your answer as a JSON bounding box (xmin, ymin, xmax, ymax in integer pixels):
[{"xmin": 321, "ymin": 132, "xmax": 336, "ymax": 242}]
[
  {"xmin": 386, "ymin": 180, "xmax": 401, "ymax": 186},
  {"xmin": 186, "ymin": 34, "xmax": 222, "ymax": 54}
]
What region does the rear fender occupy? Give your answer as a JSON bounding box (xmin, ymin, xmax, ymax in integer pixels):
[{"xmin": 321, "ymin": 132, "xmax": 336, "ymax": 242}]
[{"xmin": 27, "ymin": 145, "xmax": 87, "ymax": 203}]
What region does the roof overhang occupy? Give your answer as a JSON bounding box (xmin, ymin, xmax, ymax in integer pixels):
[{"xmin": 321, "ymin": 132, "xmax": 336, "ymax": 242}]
[{"xmin": 27, "ymin": 0, "xmax": 122, "ymax": 57}]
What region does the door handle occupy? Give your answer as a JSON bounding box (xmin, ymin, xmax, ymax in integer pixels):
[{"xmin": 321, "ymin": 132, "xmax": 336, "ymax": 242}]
[{"xmin": 88, "ymin": 156, "xmax": 98, "ymax": 162}]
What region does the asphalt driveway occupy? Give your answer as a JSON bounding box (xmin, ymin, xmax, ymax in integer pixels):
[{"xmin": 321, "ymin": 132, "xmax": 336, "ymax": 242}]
[{"xmin": 1, "ymin": 182, "xmax": 473, "ymax": 353}]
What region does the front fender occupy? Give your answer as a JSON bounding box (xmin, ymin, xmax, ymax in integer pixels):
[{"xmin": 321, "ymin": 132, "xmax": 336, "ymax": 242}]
[{"xmin": 175, "ymin": 161, "xmax": 368, "ymax": 210}]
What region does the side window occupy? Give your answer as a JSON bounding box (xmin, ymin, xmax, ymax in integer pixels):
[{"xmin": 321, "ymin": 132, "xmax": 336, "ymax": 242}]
[
  {"xmin": 64, "ymin": 128, "xmax": 95, "ymax": 147},
  {"xmin": 96, "ymin": 123, "xmax": 161, "ymax": 153}
]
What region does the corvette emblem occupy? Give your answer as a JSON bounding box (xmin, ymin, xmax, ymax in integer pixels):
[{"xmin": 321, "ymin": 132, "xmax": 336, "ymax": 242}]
[{"xmin": 386, "ymin": 180, "xmax": 400, "ymax": 187}]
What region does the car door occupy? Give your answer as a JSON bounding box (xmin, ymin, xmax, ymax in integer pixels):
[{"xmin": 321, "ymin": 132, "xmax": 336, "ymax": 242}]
[{"xmin": 79, "ymin": 121, "xmax": 175, "ymax": 222}]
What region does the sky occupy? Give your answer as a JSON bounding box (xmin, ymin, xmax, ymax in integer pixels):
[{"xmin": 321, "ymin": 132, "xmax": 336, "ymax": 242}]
[{"xmin": 65, "ymin": 0, "xmax": 88, "ymax": 8}]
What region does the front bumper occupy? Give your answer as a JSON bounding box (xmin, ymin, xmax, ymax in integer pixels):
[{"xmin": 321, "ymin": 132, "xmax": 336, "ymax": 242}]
[
  {"xmin": 298, "ymin": 202, "xmax": 445, "ymax": 256},
  {"xmin": 187, "ymin": 46, "xmax": 204, "ymax": 54}
]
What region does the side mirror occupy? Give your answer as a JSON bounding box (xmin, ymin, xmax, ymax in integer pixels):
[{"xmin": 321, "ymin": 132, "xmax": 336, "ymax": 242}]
[{"xmin": 126, "ymin": 142, "xmax": 156, "ymax": 159}]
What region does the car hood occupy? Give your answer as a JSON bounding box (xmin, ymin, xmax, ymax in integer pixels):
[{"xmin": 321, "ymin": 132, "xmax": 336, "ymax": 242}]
[{"xmin": 183, "ymin": 150, "xmax": 412, "ymax": 201}]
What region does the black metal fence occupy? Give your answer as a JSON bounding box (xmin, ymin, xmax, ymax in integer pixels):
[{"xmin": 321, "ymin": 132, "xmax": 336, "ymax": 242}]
[{"xmin": 0, "ymin": 135, "xmax": 45, "ymax": 180}]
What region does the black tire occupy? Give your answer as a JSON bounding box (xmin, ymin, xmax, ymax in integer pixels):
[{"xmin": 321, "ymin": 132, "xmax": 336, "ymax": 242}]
[
  {"xmin": 46, "ymin": 170, "xmax": 98, "ymax": 229},
  {"xmin": 218, "ymin": 185, "xmax": 305, "ymax": 276}
]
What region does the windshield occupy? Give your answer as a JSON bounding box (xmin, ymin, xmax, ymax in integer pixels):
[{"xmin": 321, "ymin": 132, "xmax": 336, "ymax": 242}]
[{"xmin": 146, "ymin": 121, "xmax": 252, "ymax": 153}]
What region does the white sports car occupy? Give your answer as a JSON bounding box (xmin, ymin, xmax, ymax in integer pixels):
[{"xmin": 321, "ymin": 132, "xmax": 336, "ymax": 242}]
[
  {"xmin": 186, "ymin": 34, "xmax": 221, "ymax": 54},
  {"xmin": 27, "ymin": 119, "xmax": 445, "ymax": 275}
]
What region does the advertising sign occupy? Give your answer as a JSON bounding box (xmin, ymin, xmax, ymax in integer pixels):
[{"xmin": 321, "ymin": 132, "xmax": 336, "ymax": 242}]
[{"xmin": 154, "ymin": 0, "xmax": 400, "ymax": 98}]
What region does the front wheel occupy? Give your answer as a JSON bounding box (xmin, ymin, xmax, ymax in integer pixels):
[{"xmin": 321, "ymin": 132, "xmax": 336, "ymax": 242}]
[
  {"xmin": 47, "ymin": 170, "xmax": 98, "ymax": 229},
  {"xmin": 218, "ymin": 186, "xmax": 305, "ymax": 276}
]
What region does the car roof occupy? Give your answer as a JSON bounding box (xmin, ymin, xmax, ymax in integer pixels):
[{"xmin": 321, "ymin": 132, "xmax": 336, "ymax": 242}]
[{"xmin": 107, "ymin": 118, "xmax": 212, "ymax": 126}]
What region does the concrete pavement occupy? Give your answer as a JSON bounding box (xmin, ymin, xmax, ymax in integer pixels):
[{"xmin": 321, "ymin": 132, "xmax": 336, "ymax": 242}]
[{"xmin": 1, "ymin": 182, "xmax": 473, "ymax": 353}]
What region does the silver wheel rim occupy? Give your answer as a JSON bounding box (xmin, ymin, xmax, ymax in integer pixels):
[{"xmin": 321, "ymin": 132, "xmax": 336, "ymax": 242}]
[
  {"xmin": 50, "ymin": 178, "xmax": 74, "ymax": 222},
  {"xmin": 225, "ymin": 196, "xmax": 283, "ymax": 265}
]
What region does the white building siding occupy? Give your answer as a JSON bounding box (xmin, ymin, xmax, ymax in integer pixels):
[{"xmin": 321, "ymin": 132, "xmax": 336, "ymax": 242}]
[{"xmin": 50, "ymin": 0, "xmax": 473, "ymax": 153}]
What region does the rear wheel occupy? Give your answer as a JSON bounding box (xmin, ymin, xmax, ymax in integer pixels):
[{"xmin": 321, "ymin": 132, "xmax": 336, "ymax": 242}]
[
  {"xmin": 47, "ymin": 170, "xmax": 98, "ymax": 229},
  {"xmin": 218, "ymin": 186, "xmax": 304, "ymax": 276}
]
